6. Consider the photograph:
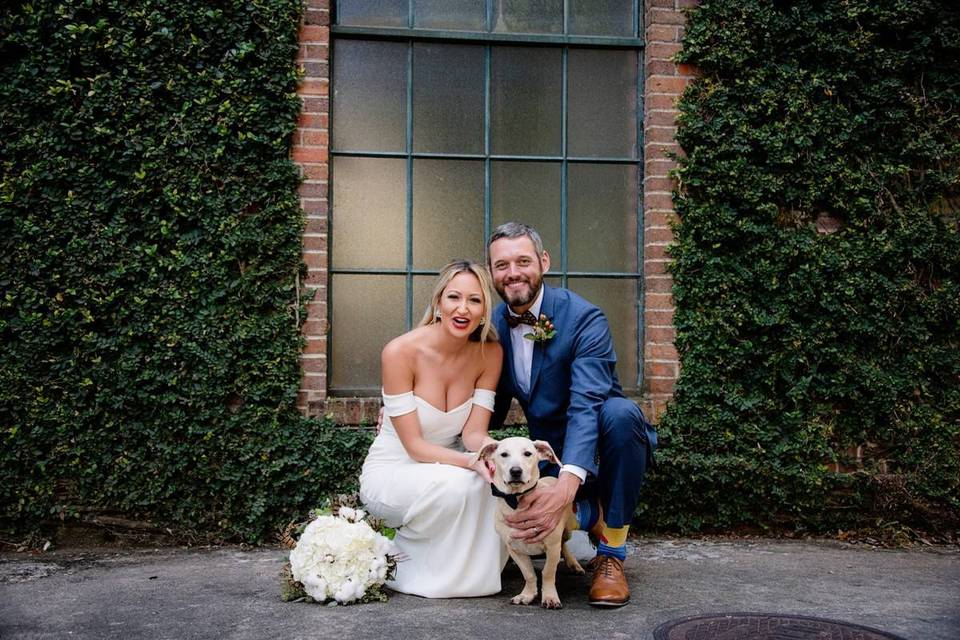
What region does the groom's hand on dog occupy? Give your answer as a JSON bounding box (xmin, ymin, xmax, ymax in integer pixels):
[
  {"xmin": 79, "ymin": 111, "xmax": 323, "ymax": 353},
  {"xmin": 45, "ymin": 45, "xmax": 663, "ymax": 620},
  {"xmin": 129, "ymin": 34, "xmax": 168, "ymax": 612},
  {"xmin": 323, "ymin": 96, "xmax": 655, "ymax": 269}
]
[{"xmin": 507, "ymin": 473, "xmax": 579, "ymax": 544}]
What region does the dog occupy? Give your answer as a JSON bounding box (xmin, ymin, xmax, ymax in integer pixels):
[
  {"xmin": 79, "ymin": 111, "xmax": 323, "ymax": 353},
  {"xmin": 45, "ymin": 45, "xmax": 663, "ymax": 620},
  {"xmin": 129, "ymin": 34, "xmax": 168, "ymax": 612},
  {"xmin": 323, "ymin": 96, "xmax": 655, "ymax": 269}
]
[{"xmin": 475, "ymin": 437, "xmax": 585, "ymax": 609}]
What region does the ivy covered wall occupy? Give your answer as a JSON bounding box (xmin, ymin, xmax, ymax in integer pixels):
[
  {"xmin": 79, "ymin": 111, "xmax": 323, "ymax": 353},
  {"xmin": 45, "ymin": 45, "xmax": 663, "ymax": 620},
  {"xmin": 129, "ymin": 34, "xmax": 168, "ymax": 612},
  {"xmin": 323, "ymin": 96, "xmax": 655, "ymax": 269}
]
[
  {"xmin": 0, "ymin": 0, "xmax": 365, "ymax": 542},
  {"xmin": 643, "ymin": 0, "xmax": 960, "ymax": 533}
]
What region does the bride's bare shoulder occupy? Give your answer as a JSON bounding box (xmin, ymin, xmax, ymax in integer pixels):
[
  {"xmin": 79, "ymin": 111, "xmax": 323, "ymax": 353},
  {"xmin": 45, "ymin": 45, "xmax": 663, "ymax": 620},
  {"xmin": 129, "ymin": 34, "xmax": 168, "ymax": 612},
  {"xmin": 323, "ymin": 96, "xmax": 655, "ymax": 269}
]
[{"xmin": 382, "ymin": 326, "xmax": 431, "ymax": 362}]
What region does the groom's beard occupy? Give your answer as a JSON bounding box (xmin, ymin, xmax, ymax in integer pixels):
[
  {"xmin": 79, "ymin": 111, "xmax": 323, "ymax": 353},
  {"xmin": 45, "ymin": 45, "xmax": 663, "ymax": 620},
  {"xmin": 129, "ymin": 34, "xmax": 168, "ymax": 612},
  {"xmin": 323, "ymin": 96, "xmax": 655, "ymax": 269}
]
[{"xmin": 496, "ymin": 274, "xmax": 543, "ymax": 310}]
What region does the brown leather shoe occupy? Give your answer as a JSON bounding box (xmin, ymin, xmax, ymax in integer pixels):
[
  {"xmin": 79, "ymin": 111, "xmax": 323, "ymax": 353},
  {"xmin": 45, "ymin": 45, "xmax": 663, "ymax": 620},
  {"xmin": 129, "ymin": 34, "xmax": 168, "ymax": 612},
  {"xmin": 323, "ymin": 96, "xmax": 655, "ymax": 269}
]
[{"xmin": 588, "ymin": 555, "xmax": 630, "ymax": 607}]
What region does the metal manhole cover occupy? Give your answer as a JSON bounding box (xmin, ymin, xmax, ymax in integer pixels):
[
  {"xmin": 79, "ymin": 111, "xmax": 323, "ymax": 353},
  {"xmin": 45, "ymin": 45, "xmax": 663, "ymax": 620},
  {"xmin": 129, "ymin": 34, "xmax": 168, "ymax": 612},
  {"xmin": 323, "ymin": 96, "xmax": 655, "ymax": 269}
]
[{"xmin": 652, "ymin": 613, "xmax": 906, "ymax": 640}]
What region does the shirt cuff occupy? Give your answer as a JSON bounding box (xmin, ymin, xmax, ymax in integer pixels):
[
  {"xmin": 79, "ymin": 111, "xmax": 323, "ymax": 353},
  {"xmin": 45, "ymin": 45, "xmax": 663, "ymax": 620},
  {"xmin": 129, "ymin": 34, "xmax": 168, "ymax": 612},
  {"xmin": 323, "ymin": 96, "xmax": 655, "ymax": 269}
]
[{"xmin": 560, "ymin": 464, "xmax": 587, "ymax": 484}]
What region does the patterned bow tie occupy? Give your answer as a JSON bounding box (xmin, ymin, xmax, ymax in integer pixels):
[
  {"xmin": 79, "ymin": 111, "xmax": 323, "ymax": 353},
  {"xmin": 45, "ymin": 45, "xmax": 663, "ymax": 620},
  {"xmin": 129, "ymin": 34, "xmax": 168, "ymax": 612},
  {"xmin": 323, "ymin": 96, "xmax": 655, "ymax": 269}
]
[{"xmin": 506, "ymin": 310, "xmax": 538, "ymax": 328}]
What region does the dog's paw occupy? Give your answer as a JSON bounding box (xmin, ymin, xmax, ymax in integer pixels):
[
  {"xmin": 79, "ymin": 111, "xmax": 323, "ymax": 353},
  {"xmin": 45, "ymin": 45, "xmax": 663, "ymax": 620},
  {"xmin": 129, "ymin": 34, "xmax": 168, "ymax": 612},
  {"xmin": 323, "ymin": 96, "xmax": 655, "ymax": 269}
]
[
  {"xmin": 566, "ymin": 559, "xmax": 586, "ymax": 575},
  {"xmin": 541, "ymin": 595, "xmax": 563, "ymax": 609},
  {"xmin": 510, "ymin": 592, "xmax": 537, "ymax": 606}
]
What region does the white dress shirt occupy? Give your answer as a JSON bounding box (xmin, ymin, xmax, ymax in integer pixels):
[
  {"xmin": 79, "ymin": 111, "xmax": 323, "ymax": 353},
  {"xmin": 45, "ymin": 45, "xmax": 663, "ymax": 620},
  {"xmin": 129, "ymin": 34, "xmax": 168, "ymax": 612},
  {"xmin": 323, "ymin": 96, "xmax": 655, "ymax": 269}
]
[{"xmin": 507, "ymin": 287, "xmax": 587, "ymax": 484}]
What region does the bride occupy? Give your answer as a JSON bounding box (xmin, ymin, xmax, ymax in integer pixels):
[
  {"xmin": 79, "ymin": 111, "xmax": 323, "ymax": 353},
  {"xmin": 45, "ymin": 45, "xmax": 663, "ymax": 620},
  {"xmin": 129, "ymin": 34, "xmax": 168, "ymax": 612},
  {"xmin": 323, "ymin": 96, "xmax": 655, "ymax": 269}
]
[{"xmin": 359, "ymin": 260, "xmax": 508, "ymax": 598}]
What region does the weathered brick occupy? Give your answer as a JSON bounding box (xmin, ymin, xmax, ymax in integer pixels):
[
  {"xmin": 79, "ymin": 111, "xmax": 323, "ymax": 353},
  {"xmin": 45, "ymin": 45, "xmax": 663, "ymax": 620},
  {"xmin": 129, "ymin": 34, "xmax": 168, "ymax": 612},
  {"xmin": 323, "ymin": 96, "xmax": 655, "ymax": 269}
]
[
  {"xmin": 298, "ymin": 182, "xmax": 327, "ymax": 198},
  {"xmin": 302, "ymin": 337, "xmax": 327, "ymax": 354},
  {"xmin": 300, "ymin": 162, "xmax": 329, "ymax": 180},
  {"xmin": 646, "ymin": 377, "xmax": 677, "ymax": 394},
  {"xmin": 301, "ymin": 234, "xmax": 328, "ymax": 251},
  {"xmin": 645, "ymin": 59, "xmax": 680, "ymax": 76},
  {"xmin": 645, "ymin": 342, "xmax": 679, "ymax": 361},
  {"xmin": 646, "ymin": 41, "xmax": 683, "ymax": 61},
  {"xmin": 299, "ymin": 25, "xmax": 330, "ymax": 44},
  {"xmin": 644, "ymin": 226, "xmax": 676, "ymax": 244},
  {"xmin": 298, "ymin": 78, "xmax": 329, "ymax": 96},
  {"xmin": 304, "ymin": 218, "xmax": 328, "ymax": 235},
  {"xmin": 643, "ymin": 243, "xmax": 670, "ymax": 261},
  {"xmin": 304, "ymin": 8, "xmax": 330, "ymax": 26},
  {"xmin": 301, "ymin": 61, "xmax": 329, "ymax": 78},
  {"xmin": 301, "ymin": 199, "xmax": 328, "ymax": 216},
  {"xmin": 301, "ymin": 129, "xmax": 329, "ymax": 147},
  {"xmin": 643, "ymin": 260, "xmax": 671, "ymax": 276},
  {"xmin": 645, "ymin": 93, "xmax": 680, "ymax": 110},
  {"xmin": 303, "ymin": 44, "xmax": 329, "ymax": 60},
  {"xmin": 644, "ymin": 192, "xmax": 675, "ymax": 210},
  {"xmin": 646, "ymin": 24, "xmax": 679, "ymax": 43},
  {"xmin": 300, "ymin": 374, "xmax": 327, "ymax": 391},
  {"xmin": 648, "ymin": 75, "xmax": 690, "ymax": 94},
  {"xmin": 644, "ymin": 176, "xmax": 677, "ymax": 193},
  {"xmin": 644, "ymin": 276, "xmax": 675, "ymax": 294},
  {"xmin": 646, "ymin": 361, "xmax": 678, "ymax": 377},
  {"xmin": 645, "ymin": 157, "xmax": 679, "ymax": 177},
  {"xmin": 649, "ymin": 7, "xmax": 688, "ymax": 25},
  {"xmin": 297, "ymin": 113, "xmax": 324, "ymax": 130},
  {"xmin": 302, "ymin": 251, "xmax": 326, "ymax": 269},
  {"xmin": 645, "ymin": 110, "xmax": 680, "ymax": 128},
  {"xmin": 645, "ymin": 308, "xmax": 675, "ymax": 326},
  {"xmin": 292, "ymin": 147, "xmax": 329, "ymax": 164},
  {"xmin": 644, "ymin": 125, "xmax": 679, "ymax": 143},
  {"xmin": 301, "ymin": 356, "xmax": 327, "ymax": 373}
]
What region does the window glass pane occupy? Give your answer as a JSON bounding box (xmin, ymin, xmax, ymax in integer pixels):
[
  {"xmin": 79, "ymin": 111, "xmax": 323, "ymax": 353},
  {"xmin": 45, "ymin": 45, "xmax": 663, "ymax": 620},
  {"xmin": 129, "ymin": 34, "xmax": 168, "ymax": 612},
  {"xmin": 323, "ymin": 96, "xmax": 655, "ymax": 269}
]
[
  {"xmin": 492, "ymin": 0, "xmax": 563, "ymax": 34},
  {"xmin": 491, "ymin": 47, "xmax": 562, "ymax": 156},
  {"xmin": 412, "ymin": 275, "xmax": 438, "ymax": 327},
  {"xmin": 568, "ymin": 163, "xmax": 637, "ymax": 272},
  {"xmin": 331, "ymin": 274, "xmax": 407, "ymax": 391},
  {"xmin": 569, "ymin": 0, "xmax": 635, "ymax": 37},
  {"xmin": 568, "ymin": 49, "xmax": 637, "ymax": 158},
  {"xmin": 413, "ymin": 159, "xmax": 484, "ymax": 268},
  {"xmin": 336, "ymin": 0, "xmax": 408, "ymax": 28},
  {"xmin": 491, "ymin": 161, "xmax": 561, "ymax": 256},
  {"xmin": 414, "ymin": 0, "xmax": 486, "ymax": 31},
  {"xmin": 332, "ymin": 40, "xmax": 407, "ymax": 152},
  {"xmin": 413, "ymin": 43, "xmax": 484, "ymax": 154},
  {"xmin": 331, "ymin": 157, "xmax": 407, "ymax": 269},
  {"xmin": 567, "ymin": 278, "xmax": 638, "ymax": 388}
]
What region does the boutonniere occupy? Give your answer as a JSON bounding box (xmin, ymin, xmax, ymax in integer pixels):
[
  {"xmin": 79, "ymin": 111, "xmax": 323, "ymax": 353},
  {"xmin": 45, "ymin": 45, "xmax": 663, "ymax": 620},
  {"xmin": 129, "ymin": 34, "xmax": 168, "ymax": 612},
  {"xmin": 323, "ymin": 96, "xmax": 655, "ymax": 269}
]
[{"xmin": 524, "ymin": 314, "xmax": 556, "ymax": 343}]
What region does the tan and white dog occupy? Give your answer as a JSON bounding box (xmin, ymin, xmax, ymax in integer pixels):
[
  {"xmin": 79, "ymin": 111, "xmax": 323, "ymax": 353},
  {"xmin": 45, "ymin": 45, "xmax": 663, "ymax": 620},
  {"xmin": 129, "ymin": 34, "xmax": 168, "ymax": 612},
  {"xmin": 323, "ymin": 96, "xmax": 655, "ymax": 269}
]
[{"xmin": 476, "ymin": 437, "xmax": 585, "ymax": 609}]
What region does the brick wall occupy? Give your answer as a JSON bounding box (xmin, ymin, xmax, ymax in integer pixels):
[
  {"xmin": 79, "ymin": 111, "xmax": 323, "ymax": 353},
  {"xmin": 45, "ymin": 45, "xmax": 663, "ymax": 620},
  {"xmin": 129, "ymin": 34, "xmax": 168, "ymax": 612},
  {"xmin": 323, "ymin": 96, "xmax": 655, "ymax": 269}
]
[
  {"xmin": 294, "ymin": 0, "xmax": 694, "ymax": 424},
  {"xmin": 641, "ymin": 0, "xmax": 696, "ymax": 422},
  {"xmin": 295, "ymin": 0, "xmax": 330, "ymax": 414}
]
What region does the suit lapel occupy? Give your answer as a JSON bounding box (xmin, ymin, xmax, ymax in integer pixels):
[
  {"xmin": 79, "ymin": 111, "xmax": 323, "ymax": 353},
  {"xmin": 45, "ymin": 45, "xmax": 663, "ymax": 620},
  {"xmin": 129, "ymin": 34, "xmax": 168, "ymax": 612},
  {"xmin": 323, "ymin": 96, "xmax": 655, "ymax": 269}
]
[
  {"xmin": 495, "ymin": 306, "xmax": 520, "ymax": 394},
  {"xmin": 526, "ymin": 284, "xmax": 554, "ymax": 397}
]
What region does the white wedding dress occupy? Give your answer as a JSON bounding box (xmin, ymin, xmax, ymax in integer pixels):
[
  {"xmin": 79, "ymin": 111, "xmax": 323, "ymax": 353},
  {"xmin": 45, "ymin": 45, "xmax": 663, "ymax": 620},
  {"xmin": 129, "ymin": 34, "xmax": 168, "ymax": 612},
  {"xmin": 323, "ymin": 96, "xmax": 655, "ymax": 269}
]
[{"xmin": 359, "ymin": 389, "xmax": 507, "ymax": 598}]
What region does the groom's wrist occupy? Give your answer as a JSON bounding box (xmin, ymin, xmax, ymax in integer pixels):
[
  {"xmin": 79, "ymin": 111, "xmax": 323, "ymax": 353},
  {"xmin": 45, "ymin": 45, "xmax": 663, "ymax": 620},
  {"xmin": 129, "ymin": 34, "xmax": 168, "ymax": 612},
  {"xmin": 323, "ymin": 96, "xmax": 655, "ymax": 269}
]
[{"xmin": 556, "ymin": 471, "xmax": 581, "ymax": 503}]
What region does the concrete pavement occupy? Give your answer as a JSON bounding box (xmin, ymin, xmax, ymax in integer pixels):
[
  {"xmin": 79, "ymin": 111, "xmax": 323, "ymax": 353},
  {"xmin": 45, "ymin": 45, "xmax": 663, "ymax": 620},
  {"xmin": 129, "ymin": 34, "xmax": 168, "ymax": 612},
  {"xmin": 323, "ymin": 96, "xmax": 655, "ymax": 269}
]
[{"xmin": 1, "ymin": 536, "xmax": 958, "ymax": 640}]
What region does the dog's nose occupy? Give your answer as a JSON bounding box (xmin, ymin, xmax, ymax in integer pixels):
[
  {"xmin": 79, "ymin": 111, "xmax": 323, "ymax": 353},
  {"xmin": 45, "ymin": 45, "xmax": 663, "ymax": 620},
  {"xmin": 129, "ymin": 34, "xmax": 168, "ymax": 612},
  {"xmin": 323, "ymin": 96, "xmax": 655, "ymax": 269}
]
[{"xmin": 509, "ymin": 466, "xmax": 523, "ymax": 479}]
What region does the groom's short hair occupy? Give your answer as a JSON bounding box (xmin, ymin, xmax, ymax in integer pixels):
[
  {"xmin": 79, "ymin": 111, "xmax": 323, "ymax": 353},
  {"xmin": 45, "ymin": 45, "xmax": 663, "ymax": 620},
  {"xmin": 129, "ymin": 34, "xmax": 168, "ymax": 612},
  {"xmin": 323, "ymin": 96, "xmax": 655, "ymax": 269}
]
[{"xmin": 487, "ymin": 222, "xmax": 545, "ymax": 260}]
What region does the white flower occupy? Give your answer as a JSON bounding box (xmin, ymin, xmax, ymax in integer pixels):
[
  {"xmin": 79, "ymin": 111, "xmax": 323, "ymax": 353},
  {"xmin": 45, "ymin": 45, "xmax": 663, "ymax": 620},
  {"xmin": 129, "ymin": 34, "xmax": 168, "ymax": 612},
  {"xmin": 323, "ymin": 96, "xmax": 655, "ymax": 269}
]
[{"xmin": 288, "ymin": 512, "xmax": 395, "ymax": 605}]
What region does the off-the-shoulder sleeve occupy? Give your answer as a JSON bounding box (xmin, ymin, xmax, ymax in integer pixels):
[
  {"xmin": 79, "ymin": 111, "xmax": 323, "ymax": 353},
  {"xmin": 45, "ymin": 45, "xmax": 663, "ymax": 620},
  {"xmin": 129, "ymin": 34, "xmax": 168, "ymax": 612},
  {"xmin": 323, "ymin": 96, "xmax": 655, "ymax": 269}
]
[
  {"xmin": 472, "ymin": 388, "xmax": 496, "ymax": 411},
  {"xmin": 382, "ymin": 390, "xmax": 417, "ymax": 417}
]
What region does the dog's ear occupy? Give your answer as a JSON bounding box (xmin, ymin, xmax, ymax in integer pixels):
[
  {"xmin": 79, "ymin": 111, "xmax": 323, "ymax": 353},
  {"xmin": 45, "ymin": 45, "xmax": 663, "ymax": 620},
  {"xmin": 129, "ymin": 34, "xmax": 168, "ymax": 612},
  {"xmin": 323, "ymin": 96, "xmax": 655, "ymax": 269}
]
[
  {"xmin": 532, "ymin": 440, "xmax": 559, "ymax": 465},
  {"xmin": 469, "ymin": 441, "xmax": 500, "ymax": 466}
]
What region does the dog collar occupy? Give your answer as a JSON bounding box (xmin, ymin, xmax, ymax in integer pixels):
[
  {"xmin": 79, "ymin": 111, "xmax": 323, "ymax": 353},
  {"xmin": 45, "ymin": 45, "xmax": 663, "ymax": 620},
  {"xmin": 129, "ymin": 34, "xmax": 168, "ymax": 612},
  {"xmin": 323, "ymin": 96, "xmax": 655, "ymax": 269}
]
[{"xmin": 490, "ymin": 483, "xmax": 536, "ymax": 510}]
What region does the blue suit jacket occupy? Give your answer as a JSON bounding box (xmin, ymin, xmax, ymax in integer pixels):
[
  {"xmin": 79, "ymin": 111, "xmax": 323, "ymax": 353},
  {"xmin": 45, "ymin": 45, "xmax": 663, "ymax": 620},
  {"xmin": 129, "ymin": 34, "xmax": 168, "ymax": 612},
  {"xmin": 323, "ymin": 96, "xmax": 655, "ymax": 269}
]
[{"xmin": 492, "ymin": 284, "xmax": 651, "ymax": 477}]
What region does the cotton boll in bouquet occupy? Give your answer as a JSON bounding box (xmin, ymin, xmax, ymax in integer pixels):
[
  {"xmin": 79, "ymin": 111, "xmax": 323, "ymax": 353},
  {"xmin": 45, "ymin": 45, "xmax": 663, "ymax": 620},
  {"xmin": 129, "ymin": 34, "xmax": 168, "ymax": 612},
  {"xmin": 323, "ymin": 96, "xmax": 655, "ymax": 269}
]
[{"xmin": 280, "ymin": 494, "xmax": 398, "ymax": 605}]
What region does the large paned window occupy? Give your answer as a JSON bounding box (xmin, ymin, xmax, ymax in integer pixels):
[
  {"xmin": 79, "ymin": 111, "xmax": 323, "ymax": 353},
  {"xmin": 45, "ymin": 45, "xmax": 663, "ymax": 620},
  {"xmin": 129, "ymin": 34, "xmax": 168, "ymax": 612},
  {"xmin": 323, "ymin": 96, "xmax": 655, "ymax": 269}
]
[{"xmin": 330, "ymin": 1, "xmax": 644, "ymax": 395}]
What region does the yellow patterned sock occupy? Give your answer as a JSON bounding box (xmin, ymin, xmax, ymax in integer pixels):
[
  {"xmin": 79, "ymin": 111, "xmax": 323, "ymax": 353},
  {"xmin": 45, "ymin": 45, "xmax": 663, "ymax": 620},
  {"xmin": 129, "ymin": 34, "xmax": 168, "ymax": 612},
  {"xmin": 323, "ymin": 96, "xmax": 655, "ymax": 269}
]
[{"xmin": 600, "ymin": 524, "xmax": 629, "ymax": 547}]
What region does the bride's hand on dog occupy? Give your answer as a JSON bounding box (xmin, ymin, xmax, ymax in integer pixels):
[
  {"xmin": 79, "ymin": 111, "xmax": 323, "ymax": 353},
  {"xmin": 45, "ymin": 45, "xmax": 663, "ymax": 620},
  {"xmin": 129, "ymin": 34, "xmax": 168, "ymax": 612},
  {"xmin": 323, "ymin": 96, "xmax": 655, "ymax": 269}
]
[{"xmin": 469, "ymin": 457, "xmax": 494, "ymax": 483}]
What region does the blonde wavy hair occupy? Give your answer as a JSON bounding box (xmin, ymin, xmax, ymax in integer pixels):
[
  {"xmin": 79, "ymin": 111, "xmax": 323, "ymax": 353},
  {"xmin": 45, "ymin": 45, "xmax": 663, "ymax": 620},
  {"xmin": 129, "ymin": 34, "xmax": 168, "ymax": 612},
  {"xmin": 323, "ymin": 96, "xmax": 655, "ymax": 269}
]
[{"xmin": 419, "ymin": 260, "xmax": 499, "ymax": 343}]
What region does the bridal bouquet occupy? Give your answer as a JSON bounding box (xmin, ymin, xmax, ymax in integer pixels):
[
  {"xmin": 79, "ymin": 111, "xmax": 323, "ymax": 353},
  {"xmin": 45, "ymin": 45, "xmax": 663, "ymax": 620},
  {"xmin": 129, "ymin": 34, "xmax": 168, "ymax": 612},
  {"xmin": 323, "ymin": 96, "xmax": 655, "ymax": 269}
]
[{"xmin": 280, "ymin": 497, "xmax": 398, "ymax": 605}]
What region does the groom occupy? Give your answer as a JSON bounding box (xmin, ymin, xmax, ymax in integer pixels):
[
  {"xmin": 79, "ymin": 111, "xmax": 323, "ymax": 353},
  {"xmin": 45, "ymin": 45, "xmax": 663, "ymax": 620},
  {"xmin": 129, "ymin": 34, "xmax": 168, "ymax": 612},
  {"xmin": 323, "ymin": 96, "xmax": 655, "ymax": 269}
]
[{"xmin": 487, "ymin": 222, "xmax": 657, "ymax": 608}]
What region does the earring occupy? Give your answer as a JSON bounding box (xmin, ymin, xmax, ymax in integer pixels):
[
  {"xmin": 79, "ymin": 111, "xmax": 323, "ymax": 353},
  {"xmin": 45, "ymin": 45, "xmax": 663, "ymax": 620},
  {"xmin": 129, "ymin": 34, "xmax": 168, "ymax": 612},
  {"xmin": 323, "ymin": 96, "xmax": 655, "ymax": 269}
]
[
  {"xmin": 434, "ymin": 310, "xmax": 441, "ymax": 321},
  {"xmin": 479, "ymin": 318, "xmax": 485, "ymax": 325}
]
